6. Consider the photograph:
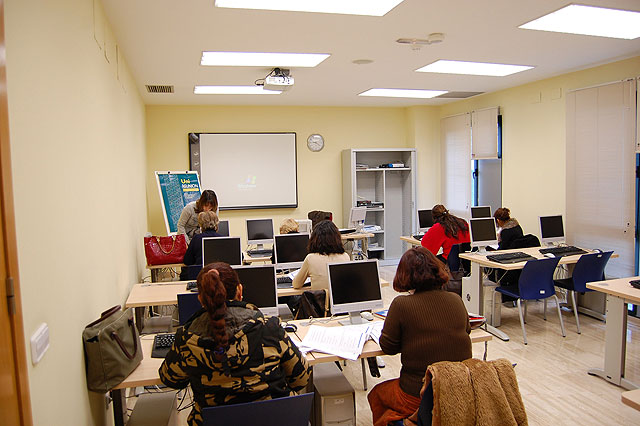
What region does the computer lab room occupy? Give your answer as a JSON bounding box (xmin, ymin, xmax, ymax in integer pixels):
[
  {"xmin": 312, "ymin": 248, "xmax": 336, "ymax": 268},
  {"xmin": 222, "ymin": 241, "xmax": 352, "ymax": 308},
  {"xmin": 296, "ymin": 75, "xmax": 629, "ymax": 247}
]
[{"xmin": 2, "ymin": 1, "xmax": 640, "ymax": 425}]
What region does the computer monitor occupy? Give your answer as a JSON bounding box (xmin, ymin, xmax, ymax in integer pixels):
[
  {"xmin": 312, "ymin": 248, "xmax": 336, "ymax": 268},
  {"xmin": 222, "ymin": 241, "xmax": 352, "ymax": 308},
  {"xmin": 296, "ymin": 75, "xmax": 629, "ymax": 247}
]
[
  {"xmin": 232, "ymin": 265, "xmax": 279, "ymax": 317},
  {"xmin": 348, "ymin": 207, "xmax": 367, "ymax": 231},
  {"xmin": 217, "ymin": 220, "xmax": 230, "ymax": 237},
  {"xmin": 327, "ymin": 259, "xmax": 383, "ymax": 325},
  {"xmin": 246, "ymin": 218, "xmax": 274, "ymax": 247},
  {"xmin": 202, "ymin": 237, "xmax": 242, "ymax": 266},
  {"xmin": 177, "ymin": 292, "xmax": 202, "ymax": 325},
  {"xmin": 417, "ymin": 209, "xmax": 434, "ymax": 231},
  {"xmin": 274, "ymin": 233, "xmax": 310, "ymax": 270},
  {"xmin": 295, "ymin": 219, "xmax": 312, "ymax": 234},
  {"xmin": 539, "ymin": 215, "xmax": 565, "ymax": 245},
  {"xmin": 471, "ymin": 206, "xmax": 492, "ymax": 219},
  {"xmin": 469, "ymin": 218, "xmax": 498, "ymax": 253}
]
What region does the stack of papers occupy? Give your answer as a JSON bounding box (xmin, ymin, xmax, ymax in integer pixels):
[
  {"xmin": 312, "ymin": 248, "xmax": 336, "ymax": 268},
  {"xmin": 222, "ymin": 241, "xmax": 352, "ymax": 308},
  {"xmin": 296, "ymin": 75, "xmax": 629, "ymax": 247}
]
[
  {"xmin": 298, "ymin": 322, "xmax": 384, "ymax": 360},
  {"xmin": 287, "ymin": 268, "xmax": 311, "ymax": 285}
]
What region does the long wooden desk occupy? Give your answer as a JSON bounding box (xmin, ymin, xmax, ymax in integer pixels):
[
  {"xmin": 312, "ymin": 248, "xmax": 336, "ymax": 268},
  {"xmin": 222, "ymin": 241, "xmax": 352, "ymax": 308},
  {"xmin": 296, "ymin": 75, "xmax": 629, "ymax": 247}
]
[
  {"xmin": 341, "ymin": 232, "xmax": 374, "ymax": 259},
  {"xmin": 586, "ymin": 277, "xmax": 640, "ymax": 390},
  {"xmin": 400, "ymin": 235, "xmax": 422, "ymax": 246},
  {"xmin": 459, "ymin": 246, "xmax": 614, "ymax": 341}
]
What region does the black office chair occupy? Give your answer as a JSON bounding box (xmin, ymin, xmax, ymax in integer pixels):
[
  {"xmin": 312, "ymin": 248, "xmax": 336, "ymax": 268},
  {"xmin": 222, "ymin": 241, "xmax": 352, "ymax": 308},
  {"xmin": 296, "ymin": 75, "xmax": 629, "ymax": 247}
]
[
  {"xmin": 553, "ymin": 251, "xmax": 612, "ymax": 334},
  {"xmin": 202, "ymin": 392, "xmax": 314, "ymax": 426}
]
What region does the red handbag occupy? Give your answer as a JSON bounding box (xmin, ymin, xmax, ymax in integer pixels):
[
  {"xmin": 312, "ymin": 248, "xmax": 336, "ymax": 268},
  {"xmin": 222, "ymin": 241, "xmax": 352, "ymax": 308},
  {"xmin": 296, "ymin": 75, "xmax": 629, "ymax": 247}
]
[{"xmin": 143, "ymin": 235, "xmax": 187, "ymax": 265}]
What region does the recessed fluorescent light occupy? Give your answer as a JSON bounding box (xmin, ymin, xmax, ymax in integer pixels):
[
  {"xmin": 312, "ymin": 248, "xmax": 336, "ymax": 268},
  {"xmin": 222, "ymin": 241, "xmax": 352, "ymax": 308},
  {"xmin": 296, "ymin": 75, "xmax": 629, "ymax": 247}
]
[
  {"xmin": 214, "ymin": 0, "xmax": 405, "ymax": 16},
  {"xmin": 519, "ymin": 4, "xmax": 640, "ymax": 39},
  {"xmin": 194, "ymin": 86, "xmax": 282, "ymax": 95},
  {"xmin": 416, "ymin": 60, "xmax": 533, "ymax": 76},
  {"xmin": 359, "ymin": 89, "xmax": 448, "ymax": 99},
  {"xmin": 201, "ymin": 51, "xmax": 330, "ymax": 67}
]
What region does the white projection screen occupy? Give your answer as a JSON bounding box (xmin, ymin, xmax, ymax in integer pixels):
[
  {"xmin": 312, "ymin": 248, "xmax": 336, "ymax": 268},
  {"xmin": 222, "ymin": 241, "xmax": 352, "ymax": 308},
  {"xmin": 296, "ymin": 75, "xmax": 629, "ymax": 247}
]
[{"xmin": 194, "ymin": 133, "xmax": 298, "ymax": 210}]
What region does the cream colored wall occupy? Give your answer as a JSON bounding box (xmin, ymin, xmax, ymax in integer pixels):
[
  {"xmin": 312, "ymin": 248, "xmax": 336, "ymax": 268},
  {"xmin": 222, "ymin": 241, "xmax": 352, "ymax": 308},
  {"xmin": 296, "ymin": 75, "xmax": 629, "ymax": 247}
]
[
  {"xmin": 436, "ymin": 56, "xmax": 640, "ymax": 236},
  {"xmin": 6, "ymin": 1, "xmax": 147, "ymax": 425},
  {"xmin": 146, "ymin": 105, "xmax": 409, "ymax": 244},
  {"xmin": 406, "ymin": 106, "xmax": 441, "ymax": 209}
]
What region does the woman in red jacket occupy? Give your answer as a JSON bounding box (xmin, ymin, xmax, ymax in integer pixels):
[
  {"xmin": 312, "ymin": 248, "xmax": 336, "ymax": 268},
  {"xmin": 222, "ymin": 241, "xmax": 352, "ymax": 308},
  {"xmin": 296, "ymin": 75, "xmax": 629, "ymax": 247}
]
[{"xmin": 421, "ymin": 204, "xmax": 470, "ymax": 263}]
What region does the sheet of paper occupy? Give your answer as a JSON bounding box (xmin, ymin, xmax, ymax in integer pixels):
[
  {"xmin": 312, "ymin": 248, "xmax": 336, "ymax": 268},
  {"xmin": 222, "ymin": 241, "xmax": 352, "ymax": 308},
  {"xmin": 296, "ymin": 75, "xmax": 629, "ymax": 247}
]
[{"xmin": 299, "ymin": 324, "xmax": 370, "ymax": 360}]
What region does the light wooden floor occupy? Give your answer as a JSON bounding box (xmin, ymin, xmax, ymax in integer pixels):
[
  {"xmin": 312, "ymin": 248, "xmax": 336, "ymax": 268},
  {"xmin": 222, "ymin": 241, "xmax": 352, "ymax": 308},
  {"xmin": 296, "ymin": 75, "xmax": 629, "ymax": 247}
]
[{"xmin": 167, "ymin": 265, "xmax": 640, "ymax": 425}]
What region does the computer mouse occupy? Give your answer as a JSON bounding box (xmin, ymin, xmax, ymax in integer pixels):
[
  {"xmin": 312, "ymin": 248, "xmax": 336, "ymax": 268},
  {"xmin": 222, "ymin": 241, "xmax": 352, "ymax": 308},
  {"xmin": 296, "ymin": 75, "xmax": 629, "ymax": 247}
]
[
  {"xmin": 544, "ymin": 253, "xmax": 555, "ymax": 258},
  {"xmin": 283, "ymin": 323, "xmax": 297, "ymax": 333},
  {"xmin": 360, "ymin": 311, "xmax": 374, "ymax": 321}
]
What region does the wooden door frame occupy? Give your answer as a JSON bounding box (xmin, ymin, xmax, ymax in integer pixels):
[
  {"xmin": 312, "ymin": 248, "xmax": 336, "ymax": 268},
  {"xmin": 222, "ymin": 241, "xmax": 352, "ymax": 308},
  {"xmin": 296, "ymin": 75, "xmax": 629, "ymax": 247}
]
[{"xmin": 0, "ymin": 1, "xmax": 33, "ymax": 424}]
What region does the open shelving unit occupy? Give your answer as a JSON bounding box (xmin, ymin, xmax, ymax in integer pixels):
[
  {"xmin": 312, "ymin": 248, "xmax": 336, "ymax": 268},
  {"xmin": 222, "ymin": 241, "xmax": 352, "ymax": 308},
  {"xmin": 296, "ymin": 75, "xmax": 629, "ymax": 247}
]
[{"xmin": 342, "ymin": 149, "xmax": 417, "ymax": 265}]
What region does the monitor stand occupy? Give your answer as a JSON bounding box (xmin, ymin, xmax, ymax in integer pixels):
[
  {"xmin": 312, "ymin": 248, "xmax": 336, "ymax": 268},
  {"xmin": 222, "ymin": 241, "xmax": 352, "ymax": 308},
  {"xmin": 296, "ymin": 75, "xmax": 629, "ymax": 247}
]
[
  {"xmin": 477, "ymin": 246, "xmax": 488, "ymax": 254},
  {"xmin": 255, "ymin": 243, "xmax": 264, "ymax": 250},
  {"xmin": 338, "ymin": 311, "xmax": 364, "ymax": 326}
]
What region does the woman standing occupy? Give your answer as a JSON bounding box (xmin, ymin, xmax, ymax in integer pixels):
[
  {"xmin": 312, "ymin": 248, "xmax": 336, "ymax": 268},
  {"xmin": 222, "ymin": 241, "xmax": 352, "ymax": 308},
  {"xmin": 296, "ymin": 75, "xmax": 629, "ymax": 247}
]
[
  {"xmin": 177, "ymin": 189, "xmax": 218, "ymax": 244},
  {"xmin": 367, "ymin": 247, "xmax": 471, "ymax": 426},
  {"xmin": 420, "ymin": 204, "xmax": 470, "ymax": 262},
  {"xmin": 159, "ymin": 263, "xmax": 311, "ymax": 426},
  {"xmin": 181, "ymin": 211, "xmax": 223, "ymax": 280}
]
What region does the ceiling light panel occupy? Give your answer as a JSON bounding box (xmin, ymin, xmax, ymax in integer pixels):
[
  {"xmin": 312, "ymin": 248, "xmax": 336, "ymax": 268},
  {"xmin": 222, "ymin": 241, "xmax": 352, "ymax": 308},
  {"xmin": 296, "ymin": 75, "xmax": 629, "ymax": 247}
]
[
  {"xmin": 519, "ymin": 4, "xmax": 640, "ymax": 39},
  {"xmin": 416, "ymin": 60, "xmax": 533, "ymax": 76},
  {"xmin": 201, "ymin": 51, "xmax": 330, "ymax": 67},
  {"xmin": 214, "ymin": 0, "xmax": 405, "ymax": 16},
  {"xmin": 194, "ymin": 86, "xmax": 282, "ymax": 95},
  {"xmin": 359, "ymin": 89, "xmax": 448, "ymax": 99}
]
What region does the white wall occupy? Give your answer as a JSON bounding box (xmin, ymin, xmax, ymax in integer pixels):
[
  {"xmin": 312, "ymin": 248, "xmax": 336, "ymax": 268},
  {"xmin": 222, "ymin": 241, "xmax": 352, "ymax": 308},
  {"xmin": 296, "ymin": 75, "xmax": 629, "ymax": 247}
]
[{"xmin": 5, "ymin": 0, "xmax": 147, "ymax": 424}]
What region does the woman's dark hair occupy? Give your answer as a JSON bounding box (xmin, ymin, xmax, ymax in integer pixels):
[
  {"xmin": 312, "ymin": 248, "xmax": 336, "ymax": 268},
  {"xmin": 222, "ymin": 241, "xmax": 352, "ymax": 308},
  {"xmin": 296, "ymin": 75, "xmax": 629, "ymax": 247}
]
[
  {"xmin": 393, "ymin": 247, "xmax": 449, "ymax": 293},
  {"xmin": 195, "ymin": 189, "xmax": 218, "ymax": 213},
  {"xmin": 432, "ymin": 204, "xmax": 468, "ymax": 238},
  {"xmin": 308, "ymin": 220, "xmax": 345, "ymax": 255},
  {"xmin": 493, "ymin": 207, "xmax": 511, "ymax": 223},
  {"xmin": 196, "ymin": 262, "xmax": 239, "ymax": 357}
]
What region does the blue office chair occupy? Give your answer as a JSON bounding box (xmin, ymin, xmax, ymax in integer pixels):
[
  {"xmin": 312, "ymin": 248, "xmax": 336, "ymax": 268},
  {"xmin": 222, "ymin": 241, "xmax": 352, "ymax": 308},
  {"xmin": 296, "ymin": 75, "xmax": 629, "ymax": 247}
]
[
  {"xmin": 492, "ymin": 257, "xmax": 565, "ymax": 345},
  {"xmin": 553, "ymin": 251, "xmax": 612, "ymax": 334},
  {"xmin": 202, "ymin": 392, "xmax": 314, "ymax": 426}
]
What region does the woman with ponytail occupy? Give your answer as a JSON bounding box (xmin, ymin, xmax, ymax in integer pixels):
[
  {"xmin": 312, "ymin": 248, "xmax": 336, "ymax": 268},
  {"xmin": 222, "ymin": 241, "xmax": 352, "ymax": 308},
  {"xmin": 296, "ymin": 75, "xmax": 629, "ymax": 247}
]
[
  {"xmin": 367, "ymin": 247, "xmax": 471, "ymax": 426},
  {"xmin": 420, "ymin": 204, "xmax": 470, "ymax": 262},
  {"xmin": 159, "ymin": 262, "xmax": 311, "ymax": 426}
]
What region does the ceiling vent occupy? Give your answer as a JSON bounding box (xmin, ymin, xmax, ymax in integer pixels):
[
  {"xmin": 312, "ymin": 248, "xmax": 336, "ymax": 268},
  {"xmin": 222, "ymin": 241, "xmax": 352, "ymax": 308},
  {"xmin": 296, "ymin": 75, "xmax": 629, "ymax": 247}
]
[
  {"xmin": 145, "ymin": 85, "xmax": 174, "ymax": 94},
  {"xmin": 435, "ymin": 91, "xmax": 484, "ymax": 99}
]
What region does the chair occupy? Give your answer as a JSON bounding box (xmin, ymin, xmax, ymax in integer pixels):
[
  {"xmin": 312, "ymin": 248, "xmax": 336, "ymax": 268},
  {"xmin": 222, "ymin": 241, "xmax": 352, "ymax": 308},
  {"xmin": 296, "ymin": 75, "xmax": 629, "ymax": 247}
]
[
  {"xmin": 202, "ymin": 392, "xmax": 314, "ymax": 426},
  {"xmin": 447, "ymin": 242, "xmax": 471, "ymax": 275},
  {"xmin": 553, "ymin": 251, "xmax": 612, "ymax": 334},
  {"xmin": 492, "ymin": 257, "xmax": 565, "ymax": 345}
]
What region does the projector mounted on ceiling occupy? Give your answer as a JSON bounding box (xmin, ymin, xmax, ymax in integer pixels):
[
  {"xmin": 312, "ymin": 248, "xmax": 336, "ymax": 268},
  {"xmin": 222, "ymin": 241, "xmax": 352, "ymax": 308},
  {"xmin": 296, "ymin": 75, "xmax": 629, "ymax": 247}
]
[{"xmin": 258, "ymin": 68, "xmax": 294, "ymax": 91}]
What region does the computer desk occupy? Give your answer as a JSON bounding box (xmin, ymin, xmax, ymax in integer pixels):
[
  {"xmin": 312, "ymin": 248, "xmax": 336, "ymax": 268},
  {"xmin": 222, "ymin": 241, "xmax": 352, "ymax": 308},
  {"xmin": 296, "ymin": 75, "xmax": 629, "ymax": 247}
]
[
  {"xmin": 459, "ymin": 246, "xmax": 616, "ymax": 342},
  {"xmin": 399, "ymin": 235, "xmax": 422, "ymax": 246},
  {"xmin": 586, "ymin": 277, "xmax": 640, "ymax": 390},
  {"xmin": 126, "ymin": 279, "xmax": 390, "ymax": 332},
  {"xmin": 146, "ymin": 254, "xmax": 267, "ymax": 283},
  {"xmin": 341, "ymin": 232, "xmax": 374, "ymax": 259}
]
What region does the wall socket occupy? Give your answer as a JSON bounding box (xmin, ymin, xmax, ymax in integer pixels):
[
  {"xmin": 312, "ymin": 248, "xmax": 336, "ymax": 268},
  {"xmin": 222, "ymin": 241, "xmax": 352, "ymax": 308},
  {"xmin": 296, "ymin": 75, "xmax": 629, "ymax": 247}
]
[{"xmin": 30, "ymin": 323, "xmax": 50, "ymax": 365}]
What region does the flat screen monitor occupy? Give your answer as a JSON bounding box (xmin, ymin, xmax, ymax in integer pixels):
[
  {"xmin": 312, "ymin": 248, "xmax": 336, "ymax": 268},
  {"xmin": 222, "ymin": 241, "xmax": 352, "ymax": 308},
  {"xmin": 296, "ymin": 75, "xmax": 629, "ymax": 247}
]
[
  {"xmin": 217, "ymin": 220, "xmax": 230, "ymax": 237},
  {"xmin": 177, "ymin": 293, "xmax": 202, "ymax": 325},
  {"xmin": 327, "ymin": 259, "xmax": 383, "ymax": 324},
  {"xmin": 202, "ymin": 236, "xmax": 242, "ymax": 266},
  {"xmin": 418, "ymin": 209, "xmax": 434, "ymax": 230},
  {"xmin": 232, "ymin": 265, "xmax": 278, "ymax": 317},
  {"xmin": 471, "ymin": 206, "xmax": 492, "ymax": 219},
  {"xmin": 295, "ymin": 219, "xmax": 312, "ymax": 234},
  {"xmin": 246, "ymin": 218, "xmax": 274, "ymax": 246},
  {"xmin": 539, "ymin": 215, "xmax": 565, "ymax": 244},
  {"xmin": 469, "ymin": 218, "xmax": 498, "ymax": 251},
  {"xmin": 274, "ymin": 233, "xmax": 309, "ymax": 270},
  {"xmin": 348, "ymin": 207, "xmax": 367, "ymax": 228}
]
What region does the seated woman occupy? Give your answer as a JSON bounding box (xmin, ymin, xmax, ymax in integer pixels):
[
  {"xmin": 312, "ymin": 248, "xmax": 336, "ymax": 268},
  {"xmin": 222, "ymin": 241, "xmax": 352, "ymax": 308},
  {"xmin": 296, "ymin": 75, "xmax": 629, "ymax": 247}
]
[
  {"xmin": 494, "ymin": 207, "xmax": 523, "ymax": 250},
  {"xmin": 177, "ymin": 189, "xmax": 218, "ymax": 244},
  {"xmin": 181, "ymin": 211, "xmax": 223, "ymax": 280},
  {"xmin": 159, "ymin": 263, "xmax": 311, "ymax": 426},
  {"xmin": 421, "ymin": 204, "xmax": 470, "ymax": 263},
  {"xmin": 367, "ymin": 247, "xmax": 472, "ymax": 426}
]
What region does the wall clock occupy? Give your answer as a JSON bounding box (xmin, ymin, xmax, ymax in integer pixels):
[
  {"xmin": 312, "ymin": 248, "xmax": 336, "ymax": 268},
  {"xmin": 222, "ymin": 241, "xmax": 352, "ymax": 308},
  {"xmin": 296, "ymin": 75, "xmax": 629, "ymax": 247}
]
[{"xmin": 307, "ymin": 134, "xmax": 325, "ymax": 152}]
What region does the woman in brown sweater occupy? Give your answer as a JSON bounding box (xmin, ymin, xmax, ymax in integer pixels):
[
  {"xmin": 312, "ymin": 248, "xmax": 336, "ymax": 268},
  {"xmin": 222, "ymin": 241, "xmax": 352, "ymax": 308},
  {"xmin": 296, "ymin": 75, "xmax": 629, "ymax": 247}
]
[{"xmin": 367, "ymin": 246, "xmax": 472, "ymax": 426}]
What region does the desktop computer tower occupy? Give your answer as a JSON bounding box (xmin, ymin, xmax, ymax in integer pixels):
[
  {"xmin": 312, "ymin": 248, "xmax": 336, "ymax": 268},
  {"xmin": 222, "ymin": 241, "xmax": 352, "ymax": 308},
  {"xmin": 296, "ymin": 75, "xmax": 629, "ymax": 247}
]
[{"xmin": 312, "ymin": 363, "xmax": 356, "ymax": 426}]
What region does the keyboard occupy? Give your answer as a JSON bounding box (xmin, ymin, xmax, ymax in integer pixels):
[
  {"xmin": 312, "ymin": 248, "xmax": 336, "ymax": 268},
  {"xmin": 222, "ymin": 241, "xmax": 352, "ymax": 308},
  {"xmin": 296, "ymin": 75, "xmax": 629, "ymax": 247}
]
[
  {"xmin": 277, "ymin": 276, "xmax": 292, "ymax": 284},
  {"xmin": 247, "ymin": 249, "xmax": 273, "ymax": 257},
  {"xmin": 413, "ymin": 234, "xmax": 424, "ymax": 240},
  {"xmin": 151, "ymin": 333, "xmax": 176, "ymax": 358},
  {"xmin": 486, "ymin": 252, "xmax": 536, "ymax": 264},
  {"xmin": 539, "ymin": 246, "xmax": 587, "ymax": 257}
]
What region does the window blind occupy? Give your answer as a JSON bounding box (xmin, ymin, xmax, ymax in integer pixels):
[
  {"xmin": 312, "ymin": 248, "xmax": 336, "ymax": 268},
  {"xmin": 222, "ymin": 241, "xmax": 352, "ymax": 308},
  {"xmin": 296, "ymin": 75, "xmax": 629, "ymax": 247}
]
[
  {"xmin": 471, "ymin": 107, "xmax": 500, "ymax": 159},
  {"xmin": 566, "ymin": 79, "xmax": 636, "ymax": 278},
  {"xmin": 441, "ymin": 113, "xmax": 471, "ymax": 218}
]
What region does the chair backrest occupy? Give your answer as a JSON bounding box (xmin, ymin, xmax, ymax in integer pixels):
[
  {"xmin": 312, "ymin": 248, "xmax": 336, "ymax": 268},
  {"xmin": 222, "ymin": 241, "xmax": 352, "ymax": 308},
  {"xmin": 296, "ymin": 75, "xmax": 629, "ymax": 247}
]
[
  {"xmin": 177, "ymin": 292, "xmax": 202, "ymax": 325},
  {"xmin": 307, "ymin": 210, "xmax": 332, "ymax": 229},
  {"xmin": 202, "ymin": 393, "xmax": 314, "ymax": 426},
  {"xmin": 570, "ymin": 251, "xmax": 613, "ymax": 292},
  {"xmin": 518, "ymin": 257, "xmax": 561, "ymax": 300},
  {"xmin": 448, "ymin": 242, "xmax": 471, "ymax": 275},
  {"xmin": 509, "ymin": 234, "xmax": 540, "ymax": 249}
]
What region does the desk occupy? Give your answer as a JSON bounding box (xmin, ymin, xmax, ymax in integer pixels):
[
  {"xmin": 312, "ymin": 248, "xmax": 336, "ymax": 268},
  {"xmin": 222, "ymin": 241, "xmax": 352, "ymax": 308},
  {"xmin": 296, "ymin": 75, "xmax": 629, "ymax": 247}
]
[
  {"xmin": 622, "ymin": 389, "xmax": 640, "ymax": 411},
  {"xmin": 146, "ymin": 263, "xmax": 185, "ymax": 282},
  {"xmin": 459, "ymin": 246, "xmax": 607, "ymax": 341},
  {"xmin": 399, "ymin": 235, "xmax": 422, "ymax": 247},
  {"xmin": 242, "ymin": 252, "xmax": 272, "ymax": 264},
  {"xmin": 586, "ymin": 277, "xmax": 640, "ymax": 390},
  {"xmin": 341, "ymin": 232, "xmax": 374, "ymax": 259}
]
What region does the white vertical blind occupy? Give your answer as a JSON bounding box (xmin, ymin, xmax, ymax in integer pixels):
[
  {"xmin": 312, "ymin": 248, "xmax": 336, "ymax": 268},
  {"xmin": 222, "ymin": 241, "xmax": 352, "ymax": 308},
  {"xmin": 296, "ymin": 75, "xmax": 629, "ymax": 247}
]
[
  {"xmin": 441, "ymin": 113, "xmax": 471, "ymax": 218},
  {"xmin": 566, "ymin": 80, "xmax": 636, "ymax": 278},
  {"xmin": 471, "ymin": 107, "xmax": 500, "ymax": 159}
]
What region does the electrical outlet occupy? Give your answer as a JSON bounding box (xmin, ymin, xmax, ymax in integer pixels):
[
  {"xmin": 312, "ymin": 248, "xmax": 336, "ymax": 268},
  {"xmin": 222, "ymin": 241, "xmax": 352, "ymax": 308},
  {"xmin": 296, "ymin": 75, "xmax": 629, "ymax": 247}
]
[{"xmin": 30, "ymin": 323, "xmax": 50, "ymax": 365}]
